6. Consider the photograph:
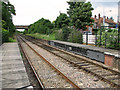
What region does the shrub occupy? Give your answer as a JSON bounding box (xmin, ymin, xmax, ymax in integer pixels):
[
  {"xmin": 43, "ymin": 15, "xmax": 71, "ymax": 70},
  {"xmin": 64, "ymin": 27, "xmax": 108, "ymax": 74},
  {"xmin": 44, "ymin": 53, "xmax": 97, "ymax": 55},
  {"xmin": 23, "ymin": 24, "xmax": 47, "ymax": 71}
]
[
  {"xmin": 61, "ymin": 27, "xmax": 72, "ymax": 41},
  {"xmin": 28, "ymin": 18, "xmax": 53, "ymax": 34},
  {"xmin": 2, "ymin": 28, "xmax": 9, "ymax": 43},
  {"xmin": 23, "ymin": 29, "xmax": 28, "ymax": 34},
  {"xmin": 55, "ymin": 27, "xmax": 72, "ymax": 41},
  {"xmin": 55, "ymin": 29, "xmax": 63, "ymax": 41},
  {"xmin": 68, "ymin": 30, "xmax": 83, "ymax": 44},
  {"xmin": 97, "ymin": 29, "xmax": 119, "ymax": 49}
]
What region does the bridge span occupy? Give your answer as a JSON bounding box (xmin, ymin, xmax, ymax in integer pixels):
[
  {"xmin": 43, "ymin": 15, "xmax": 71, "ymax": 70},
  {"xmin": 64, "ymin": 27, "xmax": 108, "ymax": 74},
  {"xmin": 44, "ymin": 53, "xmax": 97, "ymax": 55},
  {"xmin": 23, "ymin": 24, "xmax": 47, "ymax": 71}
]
[{"xmin": 15, "ymin": 25, "xmax": 29, "ymax": 29}]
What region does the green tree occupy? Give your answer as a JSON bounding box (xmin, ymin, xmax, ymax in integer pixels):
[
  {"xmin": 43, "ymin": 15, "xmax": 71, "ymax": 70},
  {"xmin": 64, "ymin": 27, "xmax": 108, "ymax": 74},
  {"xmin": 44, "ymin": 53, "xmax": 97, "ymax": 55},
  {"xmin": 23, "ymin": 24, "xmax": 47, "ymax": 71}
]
[
  {"xmin": 28, "ymin": 18, "xmax": 53, "ymax": 34},
  {"xmin": 68, "ymin": 29, "xmax": 83, "ymax": 44},
  {"xmin": 2, "ymin": 28, "xmax": 10, "ymax": 43},
  {"xmin": 61, "ymin": 27, "xmax": 72, "ymax": 41},
  {"xmin": 67, "ymin": 1, "xmax": 94, "ymax": 30},
  {"xmin": 2, "ymin": 1, "xmax": 16, "ymax": 34},
  {"xmin": 55, "ymin": 13, "xmax": 69, "ymax": 29},
  {"xmin": 2, "ymin": 20, "xmax": 7, "ymax": 29},
  {"xmin": 55, "ymin": 27, "xmax": 72, "ymax": 41},
  {"xmin": 97, "ymin": 29, "xmax": 119, "ymax": 49}
]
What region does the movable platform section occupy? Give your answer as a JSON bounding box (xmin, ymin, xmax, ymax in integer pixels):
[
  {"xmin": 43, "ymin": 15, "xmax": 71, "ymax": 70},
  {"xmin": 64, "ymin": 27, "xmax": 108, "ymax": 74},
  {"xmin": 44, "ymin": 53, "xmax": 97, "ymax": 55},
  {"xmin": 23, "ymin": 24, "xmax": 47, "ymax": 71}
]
[{"xmin": 1, "ymin": 43, "xmax": 31, "ymax": 89}]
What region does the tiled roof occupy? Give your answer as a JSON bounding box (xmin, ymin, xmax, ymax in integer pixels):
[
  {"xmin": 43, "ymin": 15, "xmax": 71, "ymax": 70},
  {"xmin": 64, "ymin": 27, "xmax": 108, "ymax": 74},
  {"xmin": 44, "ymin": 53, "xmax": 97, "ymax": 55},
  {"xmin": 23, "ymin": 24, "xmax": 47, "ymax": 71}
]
[
  {"xmin": 91, "ymin": 17, "xmax": 98, "ymax": 23},
  {"xmin": 92, "ymin": 16, "xmax": 117, "ymax": 25}
]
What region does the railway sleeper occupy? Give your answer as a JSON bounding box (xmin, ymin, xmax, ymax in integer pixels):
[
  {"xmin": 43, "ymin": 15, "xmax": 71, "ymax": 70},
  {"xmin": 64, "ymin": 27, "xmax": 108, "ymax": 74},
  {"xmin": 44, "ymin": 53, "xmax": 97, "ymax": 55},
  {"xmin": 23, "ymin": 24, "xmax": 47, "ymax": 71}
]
[
  {"xmin": 79, "ymin": 63, "xmax": 91, "ymax": 66},
  {"xmin": 87, "ymin": 67, "xmax": 100, "ymax": 70},
  {"xmin": 106, "ymin": 76, "xmax": 120, "ymax": 80},
  {"xmin": 111, "ymin": 80, "xmax": 120, "ymax": 85},
  {"xmin": 84, "ymin": 65, "xmax": 99, "ymax": 69},
  {"xmin": 74, "ymin": 62, "xmax": 88, "ymax": 64},
  {"xmin": 81, "ymin": 65, "xmax": 96, "ymax": 68},
  {"xmin": 101, "ymin": 73, "xmax": 118, "ymax": 77},
  {"xmin": 22, "ymin": 35, "xmax": 120, "ymax": 88}
]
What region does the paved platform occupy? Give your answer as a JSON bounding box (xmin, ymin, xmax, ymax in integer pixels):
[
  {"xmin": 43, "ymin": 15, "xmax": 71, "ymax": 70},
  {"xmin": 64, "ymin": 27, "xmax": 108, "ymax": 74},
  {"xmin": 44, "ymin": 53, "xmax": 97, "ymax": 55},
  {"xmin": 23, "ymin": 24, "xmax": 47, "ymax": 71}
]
[
  {"xmin": 50, "ymin": 40, "xmax": 120, "ymax": 58},
  {"xmin": 49, "ymin": 40, "xmax": 120, "ymax": 70},
  {"xmin": 0, "ymin": 43, "xmax": 30, "ymax": 89}
]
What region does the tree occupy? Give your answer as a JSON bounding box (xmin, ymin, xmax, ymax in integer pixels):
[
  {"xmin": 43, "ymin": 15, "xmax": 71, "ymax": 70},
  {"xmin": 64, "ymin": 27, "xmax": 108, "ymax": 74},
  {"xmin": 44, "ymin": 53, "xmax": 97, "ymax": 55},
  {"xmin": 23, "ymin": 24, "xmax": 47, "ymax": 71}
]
[
  {"xmin": 2, "ymin": 20, "xmax": 7, "ymax": 29},
  {"xmin": 68, "ymin": 29, "xmax": 83, "ymax": 44},
  {"xmin": 55, "ymin": 13, "xmax": 70, "ymax": 29},
  {"xmin": 61, "ymin": 27, "xmax": 72, "ymax": 41},
  {"xmin": 28, "ymin": 18, "xmax": 53, "ymax": 34},
  {"xmin": 55, "ymin": 27, "xmax": 72, "ymax": 41},
  {"xmin": 2, "ymin": 1, "xmax": 16, "ymax": 34},
  {"xmin": 67, "ymin": 1, "xmax": 94, "ymax": 30},
  {"xmin": 2, "ymin": 28, "xmax": 10, "ymax": 43}
]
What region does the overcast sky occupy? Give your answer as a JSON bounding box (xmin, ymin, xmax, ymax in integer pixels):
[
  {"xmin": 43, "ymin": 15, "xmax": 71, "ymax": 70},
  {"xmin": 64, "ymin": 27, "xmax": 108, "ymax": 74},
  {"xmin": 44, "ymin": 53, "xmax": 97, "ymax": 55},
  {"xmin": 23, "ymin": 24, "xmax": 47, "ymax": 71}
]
[{"xmin": 9, "ymin": 0, "xmax": 120, "ymax": 25}]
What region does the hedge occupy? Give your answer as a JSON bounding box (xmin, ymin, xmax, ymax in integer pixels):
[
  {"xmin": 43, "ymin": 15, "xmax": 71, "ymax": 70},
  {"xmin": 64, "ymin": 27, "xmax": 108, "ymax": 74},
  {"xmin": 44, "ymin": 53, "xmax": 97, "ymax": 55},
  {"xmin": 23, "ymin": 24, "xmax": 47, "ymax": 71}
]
[{"xmin": 2, "ymin": 28, "xmax": 9, "ymax": 43}]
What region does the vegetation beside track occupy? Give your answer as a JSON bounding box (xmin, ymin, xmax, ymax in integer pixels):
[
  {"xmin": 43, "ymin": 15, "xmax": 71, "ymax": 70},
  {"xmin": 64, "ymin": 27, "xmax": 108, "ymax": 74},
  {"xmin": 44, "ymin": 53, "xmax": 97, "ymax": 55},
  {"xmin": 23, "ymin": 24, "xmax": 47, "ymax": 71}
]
[
  {"xmin": 8, "ymin": 37, "xmax": 16, "ymax": 42},
  {"xmin": 1, "ymin": 1, "xmax": 16, "ymax": 44},
  {"xmin": 26, "ymin": 33, "xmax": 56, "ymax": 40}
]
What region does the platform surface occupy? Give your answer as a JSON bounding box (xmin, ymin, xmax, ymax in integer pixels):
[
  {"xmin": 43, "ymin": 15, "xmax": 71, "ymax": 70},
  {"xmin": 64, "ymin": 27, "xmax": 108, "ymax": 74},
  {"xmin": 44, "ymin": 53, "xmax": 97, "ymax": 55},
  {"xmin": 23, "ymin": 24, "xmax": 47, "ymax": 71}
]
[
  {"xmin": 51, "ymin": 40, "xmax": 120, "ymax": 58},
  {"xmin": 0, "ymin": 43, "xmax": 30, "ymax": 89}
]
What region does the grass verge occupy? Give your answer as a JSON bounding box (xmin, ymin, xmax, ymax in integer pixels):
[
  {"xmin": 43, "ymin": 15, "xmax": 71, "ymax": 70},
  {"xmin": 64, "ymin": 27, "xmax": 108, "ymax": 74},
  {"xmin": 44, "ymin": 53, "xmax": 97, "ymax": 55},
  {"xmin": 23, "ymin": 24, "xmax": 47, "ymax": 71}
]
[
  {"xmin": 26, "ymin": 33, "xmax": 56, "ymax": 40},
  {"xmin": 8, "ymin": 37, "xmax": 16, "ymax": 42}
]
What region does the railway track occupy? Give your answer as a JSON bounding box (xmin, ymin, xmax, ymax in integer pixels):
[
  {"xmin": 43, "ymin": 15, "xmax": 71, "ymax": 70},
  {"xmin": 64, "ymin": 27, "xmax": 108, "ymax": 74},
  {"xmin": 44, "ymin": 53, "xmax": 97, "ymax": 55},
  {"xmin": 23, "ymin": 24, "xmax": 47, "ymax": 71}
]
[
  {"xmin": 22, "ymin": 35, "xmax": 120, "ymax": 88},
  {"xmin": 17, "ymin": 35, "xmax": 81, "ymax": 89}
]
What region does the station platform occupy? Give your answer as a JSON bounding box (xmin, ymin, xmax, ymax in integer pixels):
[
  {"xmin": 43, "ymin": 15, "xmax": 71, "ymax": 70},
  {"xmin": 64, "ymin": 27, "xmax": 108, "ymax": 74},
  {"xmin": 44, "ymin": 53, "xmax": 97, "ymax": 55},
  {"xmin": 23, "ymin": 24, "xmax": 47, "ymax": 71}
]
[
  {"xmin": 0, "ymin": 43, "xmax": 31, "ymax": 89},
  {"xmin": 49, "ymin": 40, "xmax": 120, "ymax": 57},
  {"xmin": 49, "ymin": 40, "xmax": 120, "ymax": 71}
]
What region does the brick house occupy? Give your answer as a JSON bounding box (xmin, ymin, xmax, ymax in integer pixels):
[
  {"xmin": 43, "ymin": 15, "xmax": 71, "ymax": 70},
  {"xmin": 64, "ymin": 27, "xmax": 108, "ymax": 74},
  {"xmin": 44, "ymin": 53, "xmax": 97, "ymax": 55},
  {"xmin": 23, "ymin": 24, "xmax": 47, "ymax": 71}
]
[{"xmin": 85, "ymin": 13, "xmax": 117, "ymax": 34}]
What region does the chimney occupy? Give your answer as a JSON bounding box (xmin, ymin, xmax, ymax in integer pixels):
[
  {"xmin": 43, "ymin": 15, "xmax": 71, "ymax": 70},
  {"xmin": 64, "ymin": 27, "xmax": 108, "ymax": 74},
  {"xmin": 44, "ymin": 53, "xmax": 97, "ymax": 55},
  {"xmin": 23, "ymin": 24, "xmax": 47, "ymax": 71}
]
[
  {"xmin": 98, "ymin": 13, "xmax": 100, "ymax": 19},
  {"xmin": 107, "ymin": 17, "xmax": 108, "ymax": 19},
  {"xmin": 94, "ymin": 15, "xmax": 97, "ymax": 19},
  {"xmin": 104, "ymin": 16, "xmax": 106, "ymax": 19}
]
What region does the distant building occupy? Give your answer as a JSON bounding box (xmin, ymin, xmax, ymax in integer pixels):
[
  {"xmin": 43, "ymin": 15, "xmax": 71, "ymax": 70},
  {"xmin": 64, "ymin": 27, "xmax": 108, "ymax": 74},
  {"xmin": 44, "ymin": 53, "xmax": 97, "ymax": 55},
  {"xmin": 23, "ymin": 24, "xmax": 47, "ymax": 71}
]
[
  {"xmin": 93, "ymin": 13, "xmax": 116, "ymax": 28},
  {"xmin": 85, "ymin": 13, "xmax": 117, "ymax": 34}
]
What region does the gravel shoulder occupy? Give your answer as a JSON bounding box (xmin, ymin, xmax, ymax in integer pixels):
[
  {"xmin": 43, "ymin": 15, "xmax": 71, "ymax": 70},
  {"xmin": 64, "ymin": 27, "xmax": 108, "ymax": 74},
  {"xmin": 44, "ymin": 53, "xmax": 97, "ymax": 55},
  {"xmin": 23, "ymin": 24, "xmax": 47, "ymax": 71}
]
[{"xmin": 25, "ymin": 38, "xmax": 112, "ymax": 88}]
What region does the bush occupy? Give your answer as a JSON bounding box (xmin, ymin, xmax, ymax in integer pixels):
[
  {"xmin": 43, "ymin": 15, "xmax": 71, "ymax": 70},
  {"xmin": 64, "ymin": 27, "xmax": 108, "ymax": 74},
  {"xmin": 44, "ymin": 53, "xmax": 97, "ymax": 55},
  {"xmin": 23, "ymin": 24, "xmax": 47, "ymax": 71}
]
[
  {"xmin": 68, "ymin": 30, "xmax": 83, "ymax": 44},
  {"xmin": 97, "ymin": 29, "xmax": 119, "ymax": 49},
  {"xmin": 55, "ymin": 29, "xmax": 63, "ymax": 41},
  {"xmin": 23, "ymin": 29, "xmax": 28, "ymax": 34},
  {"xmin": 2, "ymin": 28, "xmax": 9, "ymax": 43},
  {"xmin": 28, "ymin": 18, "xmax": 53, "ymax": 34},
  {"xmin": 8, "ymin": 37, "xmax": 16, "ymax": 42},
  {"xmin": 55, "ymin": 27, "xmax": 72, "ymax": 41},
  {"xmin": 61, "ymin": 27, "xmax": 72, "ymax": 41}
]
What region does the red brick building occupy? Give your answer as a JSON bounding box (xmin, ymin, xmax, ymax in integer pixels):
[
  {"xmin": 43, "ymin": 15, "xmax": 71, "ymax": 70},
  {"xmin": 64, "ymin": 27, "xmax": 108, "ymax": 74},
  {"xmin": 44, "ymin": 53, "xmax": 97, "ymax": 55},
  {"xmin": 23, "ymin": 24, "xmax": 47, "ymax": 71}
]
[{"xmin": 86, "ymin": 13, "xmax": 117, "ymax": 34}]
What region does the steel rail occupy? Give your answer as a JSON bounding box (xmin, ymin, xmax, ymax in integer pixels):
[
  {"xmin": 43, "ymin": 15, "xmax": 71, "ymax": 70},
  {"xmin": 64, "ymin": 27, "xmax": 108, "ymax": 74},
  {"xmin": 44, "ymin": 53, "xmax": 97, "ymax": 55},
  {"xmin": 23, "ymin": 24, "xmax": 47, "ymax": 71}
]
[
  {"xmin": 18, "ymin": 35, "xmax": 81, "ymax": 89},
  {"xmin": 23, "ymin": 35, "xmax": 120, "ymax": 88},
  {"xmin": 25, "ymin": 35, "xmax": 120, "ymax": 74},
  {"xmin": 17, "ymin": 37, "xmax": 45, "ymax": 89}
]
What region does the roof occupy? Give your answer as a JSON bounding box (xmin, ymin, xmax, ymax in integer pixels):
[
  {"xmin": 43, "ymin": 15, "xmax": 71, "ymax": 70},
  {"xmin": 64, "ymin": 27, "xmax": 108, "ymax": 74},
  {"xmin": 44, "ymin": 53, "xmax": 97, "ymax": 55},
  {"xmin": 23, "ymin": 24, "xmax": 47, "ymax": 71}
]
[{"xmin": 92, "ymin": 16, "xmax": 117, "ymax": 25}]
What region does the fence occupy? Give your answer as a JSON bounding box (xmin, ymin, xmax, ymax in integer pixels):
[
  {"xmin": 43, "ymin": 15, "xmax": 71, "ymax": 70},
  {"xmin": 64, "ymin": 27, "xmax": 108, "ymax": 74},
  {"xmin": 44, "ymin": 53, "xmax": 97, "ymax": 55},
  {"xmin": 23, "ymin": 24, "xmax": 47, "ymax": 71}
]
[
  {"xmin": 84, "ymin": 27, "xmax": 120, "ymax": 50},
  {"xmin": 83, "ymin": 35, "xmax": 95, "ymax": 45}
]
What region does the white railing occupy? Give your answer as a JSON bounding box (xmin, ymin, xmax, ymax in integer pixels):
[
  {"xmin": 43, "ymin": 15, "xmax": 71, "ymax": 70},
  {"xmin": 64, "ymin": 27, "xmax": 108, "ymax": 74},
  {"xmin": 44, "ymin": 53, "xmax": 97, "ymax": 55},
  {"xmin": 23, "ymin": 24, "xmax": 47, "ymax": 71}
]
[{"xmin": 83, "ymin": 35, "xmax": 95, "ymax": 44}]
